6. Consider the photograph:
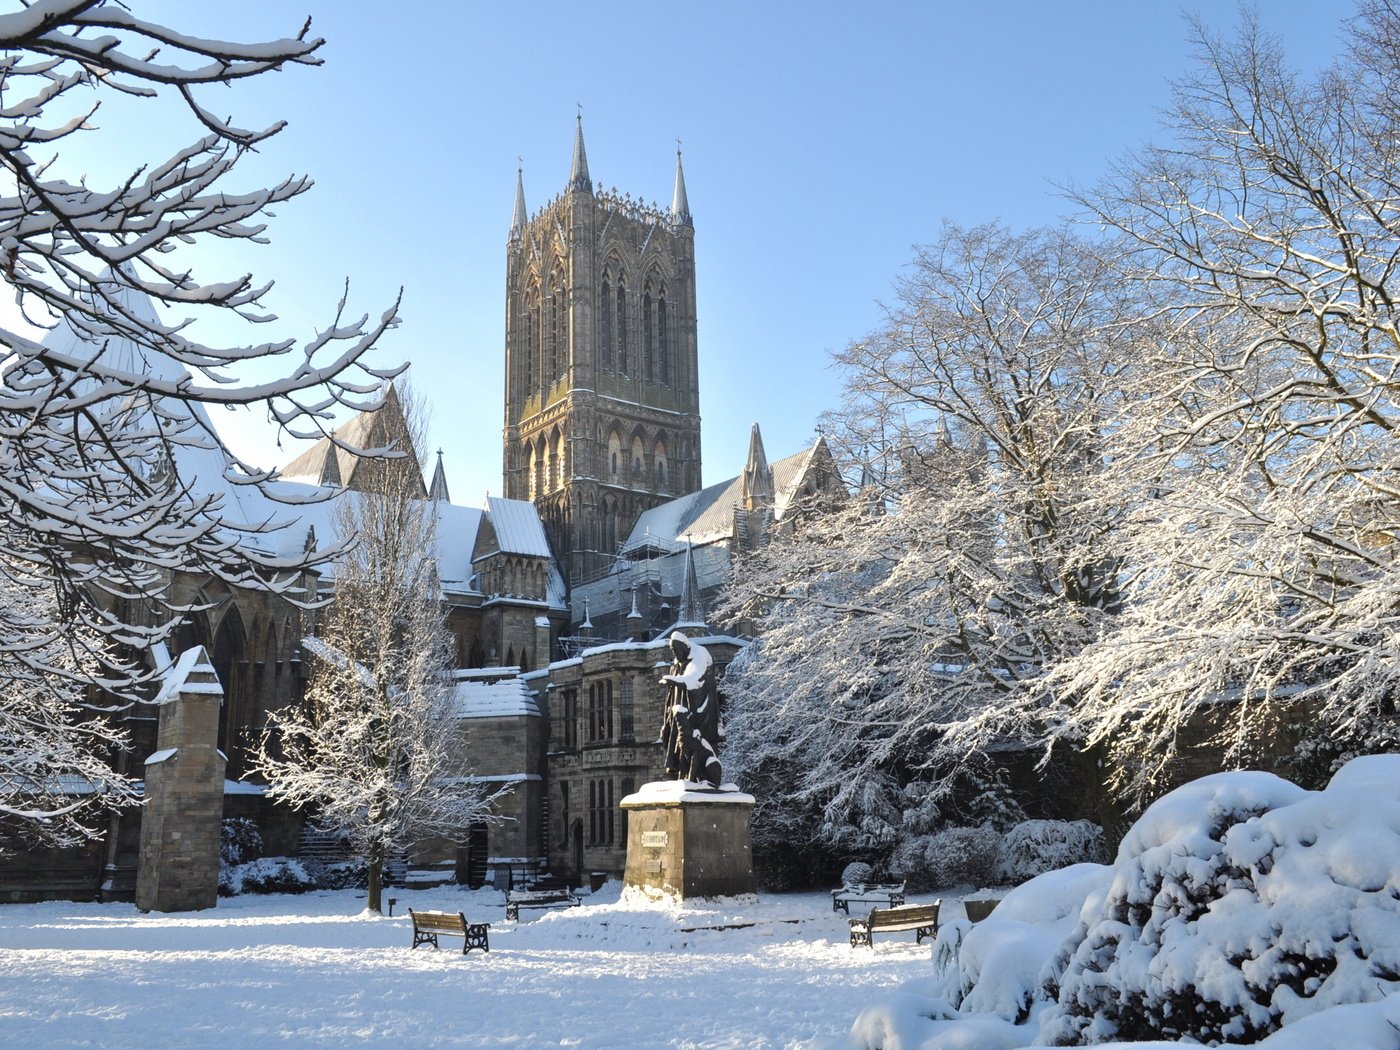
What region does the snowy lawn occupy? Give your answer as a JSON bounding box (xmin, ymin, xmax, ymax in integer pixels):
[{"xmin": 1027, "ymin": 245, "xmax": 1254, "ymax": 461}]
[{"xmin": 0, "ymin": 883, "xmax": 941, "ymax": 1049}]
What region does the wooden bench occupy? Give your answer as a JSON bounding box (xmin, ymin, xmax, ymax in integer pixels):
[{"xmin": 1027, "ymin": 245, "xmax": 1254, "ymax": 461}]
[
  {"xmin": 848, "ymin": 900, "xmax": 941, "ymax": 948},
  {"xmin": 831, "ymin": 881, "xmax": 906, "ymax": 914},
  {"xmin": 409, "ymin": 909, "xmax": 490, "ymax": 954},
  {"xmin": 505, "ymin": 886, "xmax": 580, "ymax": 921}
]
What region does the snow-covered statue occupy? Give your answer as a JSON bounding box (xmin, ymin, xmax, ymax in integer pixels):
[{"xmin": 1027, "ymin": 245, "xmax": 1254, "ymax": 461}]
[{"xmin": 658, "ymin": 632, "xmax": 722, "ymax": 788}]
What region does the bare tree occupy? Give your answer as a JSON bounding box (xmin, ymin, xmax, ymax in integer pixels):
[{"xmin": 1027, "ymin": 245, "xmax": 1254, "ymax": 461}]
[
  {"xmin": 1058, "ymin": 3, "xmax": 1400, "ymax": 799},
  {"xmin": 0, "ymin": 4, "xmax": 398, "ymax": 840},
  {"xmin": 0, "ymin": 541, "xmax": 136, "ymax": 847},
  {"xmin": 253, "ymin": 386, "xmax": 502, "ymax": 914},
  {"xmin": 719, "ymin": 223, "xmax": 1137, "ymax": 859}
]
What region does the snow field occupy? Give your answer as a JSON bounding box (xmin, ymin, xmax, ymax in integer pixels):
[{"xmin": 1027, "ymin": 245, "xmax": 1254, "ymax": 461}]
[{"xmin": 0, "ymin": 884, "xmax": 935, "ymax": 1049}]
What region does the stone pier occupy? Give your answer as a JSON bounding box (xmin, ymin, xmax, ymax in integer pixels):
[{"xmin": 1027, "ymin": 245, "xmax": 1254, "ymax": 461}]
[
  {"xmin": 135, "ymin": 646, "xmax": 226, "ymax": 913},
  {"xmin": 621, "ymin": 781, "xmax": 756, "ymax": 900}
]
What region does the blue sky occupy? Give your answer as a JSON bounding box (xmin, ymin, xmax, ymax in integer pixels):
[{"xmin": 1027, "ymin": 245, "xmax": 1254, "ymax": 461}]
[{"xmin": 41, "ymin": 1, "xmax": 1346, "ymax": 504}]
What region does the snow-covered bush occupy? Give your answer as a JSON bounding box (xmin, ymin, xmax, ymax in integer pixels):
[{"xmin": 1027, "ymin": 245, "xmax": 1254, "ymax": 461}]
[
  {"xmin": 840, "ymin": 862, "xmax": 876, "ymax": 888},
  {"xmin": 838, "ymin": 754, "xmax": 1400, "ymax": 1048},
  {"xmin": 890, "ymin": 825, "xmax": 1001, "ymax": 891},
  {"xmin": 995, "ymin": 819, "xmax": 1107, "ymax": 885},
  {"xmin": 219, "ymin": 857, "xmax": 318, "ymax": 897},
  {"xmin": 1046, "ymin": 758, "xmax": 1400, "ymax": 1044},
  {"xmin": 219, "ymin": 819, "xmax": 262, "ymax": 868}
]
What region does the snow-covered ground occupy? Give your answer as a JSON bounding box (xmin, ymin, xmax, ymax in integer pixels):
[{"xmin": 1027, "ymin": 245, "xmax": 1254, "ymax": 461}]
[
  {"xmin": 8, "ymin": 758, "xmax": 1400, "ymax": 1049},
  {"xmin": 0, "ymin": 883, "xmax": 937, "ymax": 1049}
]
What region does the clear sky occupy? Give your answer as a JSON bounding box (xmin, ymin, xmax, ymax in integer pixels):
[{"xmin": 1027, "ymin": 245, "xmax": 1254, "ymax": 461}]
[{"xmin": 22, "ymin": 0, "xmax": 1348, "ymax": 505}]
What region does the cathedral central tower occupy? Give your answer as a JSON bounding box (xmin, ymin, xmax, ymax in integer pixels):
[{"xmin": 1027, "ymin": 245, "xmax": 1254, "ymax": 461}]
[{"xmin": 503, "ymin": 119, "xmax": 702, "ymax": 591}]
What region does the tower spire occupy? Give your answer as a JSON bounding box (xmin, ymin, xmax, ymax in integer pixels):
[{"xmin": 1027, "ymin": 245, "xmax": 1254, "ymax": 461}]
[
  {"xmin": 671, "ymin": 141, "xmax": 692, "ymax": 227},
  {"xmin": 509, "ymin": 162, "xmax": 527, "ymax": 241},
  {"xmin": 568, "ymin": 111, "xmax": 592, "ymax": 195}
]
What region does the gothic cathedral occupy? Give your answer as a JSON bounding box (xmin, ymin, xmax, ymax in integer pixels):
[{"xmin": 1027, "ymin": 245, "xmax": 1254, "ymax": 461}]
[{"xmin": 503, "ymin": 118, "xmax": 702, "ymax": 591}]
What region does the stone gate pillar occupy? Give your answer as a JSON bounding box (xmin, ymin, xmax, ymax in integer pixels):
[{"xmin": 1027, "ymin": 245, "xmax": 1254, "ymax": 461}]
[{"xmin": 136, "ymin": 646, "xmax": 226, "ymax": 912}]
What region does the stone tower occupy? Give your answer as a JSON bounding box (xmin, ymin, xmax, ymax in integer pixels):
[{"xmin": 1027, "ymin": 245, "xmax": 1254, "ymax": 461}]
[{"xmin": 503, "ymin": 118, "xmax": 702, "ymax": 591}]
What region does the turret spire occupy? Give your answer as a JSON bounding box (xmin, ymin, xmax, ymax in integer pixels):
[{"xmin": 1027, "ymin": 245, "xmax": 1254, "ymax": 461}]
[
  {"xmin": 509, "ymin": 163, "xmax": 527, "ymax": 241},
  {"xmin": 678, "ymin": 540, "xmax": 704, "ymax": 626},
  {"xmin": 428, "ymin": 449, "xmax": 450, "ymax": 503},
  {"xmin": 568, "ymin": 112, "xmax": 592, "ymax": 195},
  {"xmin": 740, "ymin": 422, "xmax": 774, "ymax": 511},
  {"xmin": 671, "ymin": 141, "xmax": 692, "ymax": 227}
]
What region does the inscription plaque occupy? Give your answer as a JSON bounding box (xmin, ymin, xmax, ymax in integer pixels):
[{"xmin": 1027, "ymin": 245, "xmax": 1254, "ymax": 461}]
[{"xmin": 642, "ymin": 831, "xmax": 668, "ymax": 848}]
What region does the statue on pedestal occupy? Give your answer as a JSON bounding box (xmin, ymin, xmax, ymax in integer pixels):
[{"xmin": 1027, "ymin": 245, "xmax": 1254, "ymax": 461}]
[{"xmin": 658, "ymin": 631, "xmax": 722, "ymax": 788}]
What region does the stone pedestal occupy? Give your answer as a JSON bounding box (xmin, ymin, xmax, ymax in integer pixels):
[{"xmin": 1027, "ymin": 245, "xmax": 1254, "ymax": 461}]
[
  {"xmin": 136, "ymin": 646, "xmax": 226, "ymax": 913},
  {"xmin": 621, "ymin": 781, "xmax": 756, "ymax": 900}
]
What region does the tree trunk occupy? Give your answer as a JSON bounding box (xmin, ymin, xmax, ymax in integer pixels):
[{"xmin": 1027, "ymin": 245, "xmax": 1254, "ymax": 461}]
[{"xmin": 367, "ymin": 838, "xmax": 384, "ymax": 914}]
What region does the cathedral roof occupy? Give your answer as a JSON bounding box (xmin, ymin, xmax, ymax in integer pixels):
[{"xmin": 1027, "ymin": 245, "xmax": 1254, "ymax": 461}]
[
  {"xmin": 484, "ymin": 495, "xmax": 554, "ymax": 558},
  {"xmin": 278, "ymin": 384, "xmax": 424, "ymax": 495},
  {"xmin": 620, "ymin": 434, "xmax": 836, "ymax": 554}
]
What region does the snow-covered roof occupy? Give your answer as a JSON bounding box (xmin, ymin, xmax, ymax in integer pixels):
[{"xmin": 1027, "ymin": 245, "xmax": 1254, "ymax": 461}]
[
  {"xmin": 571, "ymin": 541, "xmax": 732, "ymax": 622},
  {"xmin": 278, "ymin": 409, "xmax": 380, "ymax": 488},
  {"xmin": 447, "ymin": 675, "xmax": 541, "ymax": 719},
  {"xmin": 485, "ymin": 495, "xmax": 554, "ymax": 558},
  {"xmin": 621, "ymin": 438, "xmax": 831, "ymax": 553}
]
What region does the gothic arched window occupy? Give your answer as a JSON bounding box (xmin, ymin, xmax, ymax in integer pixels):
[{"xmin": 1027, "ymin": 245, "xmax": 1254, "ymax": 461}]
[
  {"xmin": 657, "ymin": 290, "xmax": 670, "ymax": 385},
  {"xmin": 643, "ymin": 283, "xmax": 654, "ymax": 382},
  {"xmin": 524, "ymin": 284, "xmax": 540, "ymax": 393},
  {"xmin": 608, "ymin": 431, "xmax": 622, "ymax": 482},
  {"xmin": 616, "ymin": 281, "xmax": 628, "ymax": 374},
  {"xmin": 653, "ymin": 440, "xmax": 668, "ymax": 490},
  {"xmin": 601, "ymin": 496, "xmax": 618, "ymax": 554},
  {"xmin": 600, "ymin": 277, "xmax": 612, "ymax": 370},
  {"xmin": 548, "ymin": 268, "xmax": 565, "ymax": 383}
]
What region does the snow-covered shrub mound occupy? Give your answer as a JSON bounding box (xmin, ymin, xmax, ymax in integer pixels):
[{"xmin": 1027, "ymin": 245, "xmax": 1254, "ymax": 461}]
[
  {"xmin": 837, "ymin": 755, "xmax": 1400, "ymax": 1049},
  {"xmin": 995, "ymin": 820, "xmax": 1107, "ymax": 885},
  {"xmin": 1047, "ymin": 756, "xmax": 1400, "ymax": 1044},
  {"xmin": 933, "ymin": 862, "xmax": 1112, "ymax": 1023}
]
